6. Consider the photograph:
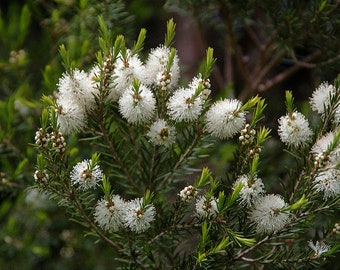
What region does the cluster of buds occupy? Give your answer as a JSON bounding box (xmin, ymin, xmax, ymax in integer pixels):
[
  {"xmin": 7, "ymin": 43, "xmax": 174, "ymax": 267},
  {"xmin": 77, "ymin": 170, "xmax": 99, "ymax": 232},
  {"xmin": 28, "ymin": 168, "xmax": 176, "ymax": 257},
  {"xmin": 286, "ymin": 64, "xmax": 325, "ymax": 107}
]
[
  {"xmin": 35, "ymin": 128, "xmax": 50, "ymax": 148},
  {"xmin": 239, "ymin": 124, "xmax": 256, "ymax": 145},
  {"xmin": 103, "ymin": 56, "xmax": 114, "ymax": 74},
  {"xmin": 156, "ymin": 71, "xmax": 172, "ymax": 91},
  {"xmin": 34, "ymin": 170, "xmax": 49, "ymax": 184},
  {"xmin": 9, "ymin": 49, "xmax": 26, "ymax": 64},
  {"xmin": 102, "ymin": 56, "xmax": 115, "ymax": 89},
  {"xmin": 313, "ymin": 152, "xmax": 329, "ymax": 168},
  {"xmin": 249, "ymin": 147, "xmax": 261, "ymax": 155},
  {"xmin": 179, "ymin": 185, "xmax": 197, "ymax": 202},
  {"xmin": 333, "ymin": 223, "xmax": 340, "ymax": 235},
  {"xmin": 197, "ymin": 78, "xmax": 211, "ymax": 100},
  {"xmin": 0, "ymin": 172, "xmax": 7, "ymax": 185},
  {"xmin": 50, "ymin": 131, "xmax": 66, "ymax": 154}
]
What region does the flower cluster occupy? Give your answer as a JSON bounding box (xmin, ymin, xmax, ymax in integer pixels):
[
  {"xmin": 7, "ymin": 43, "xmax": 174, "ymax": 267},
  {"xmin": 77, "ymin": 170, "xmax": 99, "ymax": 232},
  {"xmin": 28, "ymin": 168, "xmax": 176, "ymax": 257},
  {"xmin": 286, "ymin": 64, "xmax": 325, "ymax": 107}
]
[
  {"xmin": 50, "ymin": 42, "xmax": 253, "ymax": 151},
  {"xmin": 35, "ymin": 128, "xmax": 67, "ymax": 155},
  {"xmin": 233, "ymin": 174, "xmax": 265, "ymax": 206},
  {"xmin": 205, "ymin": 99, "xmax": 246, "ymax": 139},
  {"xmin": 239, "ymin": 124, "xmax": 256, "ymax": 145},
  {"xmin": 35, "ymin": 128, "xmax": 50, "ymax": 148},
  {"xmin": 70, "ymin": 159, "xmax": 103, "ymax": 190},
  {"xmin": 195, "ymin": 195, "xmax": 219, "ymax": 219},
  {"xmin": 55, "ymin": 69, "xmax": 98, "ymax": 135},
  {"xmin": 33, "ymin": 19, "xmax": 340, "ymax": 269},
  {"xmin": 308, "ymin": 240, "xmax": 330, "ymax": 258},
  {"xmin": 94, "ymin": 196, "xmax": 155, "ymax": 233},
  {"xmin": 310, "ymin": 82, "xmax": 339, "ymax": 123},
  {"xmin": 34, "ymin": 169, "xmax": 49, "ymax": 184},
  {"xmin": 179, "ymin": 185, "xmax": 198, "ymax": 202},
  {"xmin": 249, "ymin": 194, "xmax": 290, "ymax": 234},
  {"xmin": 278, "ymin": 111, "xmax": 312, "ymax": 148}
]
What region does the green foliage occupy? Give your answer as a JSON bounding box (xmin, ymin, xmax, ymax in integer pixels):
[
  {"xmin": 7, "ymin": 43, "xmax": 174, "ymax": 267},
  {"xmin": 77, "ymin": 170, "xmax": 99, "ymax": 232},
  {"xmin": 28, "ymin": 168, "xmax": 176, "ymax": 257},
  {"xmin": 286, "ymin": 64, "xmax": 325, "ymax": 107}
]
[{"xmin": 30, "ymin": 15, "xmax": 340, "ymax": 269}]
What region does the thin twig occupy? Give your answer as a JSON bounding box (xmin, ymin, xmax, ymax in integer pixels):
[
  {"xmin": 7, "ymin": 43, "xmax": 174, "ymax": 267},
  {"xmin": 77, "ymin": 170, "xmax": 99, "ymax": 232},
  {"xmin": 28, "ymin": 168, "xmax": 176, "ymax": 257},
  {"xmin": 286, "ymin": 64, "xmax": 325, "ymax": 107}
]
[
  {"xmin": 258, "ymin": 50, "xmax": 321, "ymax": 94},
  {"xmin": 72, "ymin": 193, "xmax": 123, "ymax": 251},
  {"xmin": 234, "ymin": 236, "xmax": 269, "ymax": 260},
  {"xmin": 223, "ymin": 6, "xmax": 251, "ymax": 86},
  {"xmin": 159, "ymin": 128, "xmax": 202, "ymax": 187},
  {"xmin": 96, "ymin": 123, "xmax": 140, "ymax": 193}
]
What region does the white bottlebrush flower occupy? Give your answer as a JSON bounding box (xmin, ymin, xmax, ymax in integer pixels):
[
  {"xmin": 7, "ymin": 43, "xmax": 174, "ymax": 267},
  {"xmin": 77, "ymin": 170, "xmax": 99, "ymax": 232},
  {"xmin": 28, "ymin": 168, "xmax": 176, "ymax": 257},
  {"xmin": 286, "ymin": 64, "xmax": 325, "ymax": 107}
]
[
  {"xmin": 205, "ymin": 99, "xmax": 246, "ymax": 139},
  {"xmin": 233, "ymin": 174, "xmax": 265, "ymax": 207},
  {"xmin": 147, "ymin": 119, "xmax": 176, "ymax": 147},
  {"xmin": 310, "ymin": 82, "xmax": 336, "ymax": 115},
  {"xmin": 313, "ymin": 169, "xmax": 340, "ymax": 200},
  {"xmin": 55, "ymin": 94, "xmax": 87, "ymax": 135},
  {"xmin": 195, "ymin": 195, "xmax": 218, "ymax": 219},
  {"xmin": 57, "ymin": 69, "xmax": 98, "ymax": 111},
  {"xmin": 167, "ymin": 87, "xmax": 204, "ymax": 122},
  {"xmin": 108, "ymin": 51, "xmax": 146, "ymax": 101},
  {"xmin": 278, "ymin": 111, "xmax": 313, "ymax": 148},
  {"xmin": 311, "ymin": 132, "xmax": 340, "ymax": 167},
  {"xmin": 249, "ymin": 194, "xmax": 290, "ymax": 234},
  {"xmin": 189, "ymin": 74, "xmax": 211, "ymax": 100},
  {"xmin": 94, "ymin": 195, "xmax": 126, "ymax": 232},
  {"xmin": 179, "ymin": 185, "xmax": 198, "ymax": 202},
  {"xmin": 144, "ymin": 45, "xmax": 180, "ymax": 88},
  {"xmin": 335, "ymin": 106, "xmax": 340, "ymax": 125},
  {"xmin": 118, "ymin": 83, "xmax": 156, "ymax": 124},
  {"xmin": 70, "ymin": 159, "xmax": 102, "ymax": 190},
  {"xmin": 123, "ymin": 198, "xmax": 156, "ymax": 233},
  {"xmin": 308, "ymin": 240, "xmax": 330, "ymax": 257}
]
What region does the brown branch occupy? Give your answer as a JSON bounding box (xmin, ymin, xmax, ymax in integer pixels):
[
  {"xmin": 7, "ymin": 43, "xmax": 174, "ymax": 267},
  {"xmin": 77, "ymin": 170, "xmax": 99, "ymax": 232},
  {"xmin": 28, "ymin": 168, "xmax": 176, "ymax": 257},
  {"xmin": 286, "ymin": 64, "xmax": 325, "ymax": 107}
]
[
  {"xmin": 159, "ymin": 127, "xmax": 203, "ymax": 187},
  {"xmin": 258, "ymin": 50, "xmax": 321, "ymax": 94},
  {"xmin": 291, "ymin": 52, "xmax": 340, "ymax": 68},
  {"xmin": 234, "ymin": 236, "xmax": 269, "ymax": 260},
  {"xmin": 244, "ymin": 24, "xmax": 264, "ymax": 52},
  {"xmin": 72, "ymin": 193, "xmax": 123, "ymax": 251},
  {"xmin": 96, "ymin": 126, "xmax": 140, "ymax": 193},
  {"xmin": 223, "ymin": 7, "xmax": 251, "ymax": 87}
]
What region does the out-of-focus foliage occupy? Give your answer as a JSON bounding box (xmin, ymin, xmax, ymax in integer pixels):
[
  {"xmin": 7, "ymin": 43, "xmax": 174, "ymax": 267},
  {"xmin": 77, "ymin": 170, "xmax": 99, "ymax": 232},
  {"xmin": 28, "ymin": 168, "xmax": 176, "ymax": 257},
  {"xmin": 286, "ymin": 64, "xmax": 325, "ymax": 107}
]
[
  {"xmin": 166, "ymin": 0, "xmax": 340, "ymax": 100},
  {"xmin": 0, "ymin": 1, "xmax": 144, "ymax": 269}
]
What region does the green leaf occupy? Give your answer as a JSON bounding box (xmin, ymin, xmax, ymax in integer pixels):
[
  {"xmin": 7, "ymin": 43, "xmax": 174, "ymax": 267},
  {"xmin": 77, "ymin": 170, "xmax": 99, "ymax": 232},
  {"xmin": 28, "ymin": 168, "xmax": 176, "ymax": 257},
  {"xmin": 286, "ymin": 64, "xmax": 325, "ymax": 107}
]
[
  {"xmin": 132, "ymin": 28, "xmax": 146, "ymax": 55},
  {"xmin": 290, "ymin": 194, "xmax": 308, "ymax": 210},
  {"xmin": 165, "ymin": 18, "xmax": 176, "ymax": 47},
  {"xmin": 285, "ymin": 90, "xmax": 295, "ymax": 113},
  {"xmin": 250, "ymin": 155, "xmax": 259, "ymax": 175},
  {"xmin": 241, "ymin": 95, "xmax": 260, "ymax": 111},
  {"xmin": 98, "ymin": 15, "xmax": 113, "ymax": 54},
  {"xmin": 201, "ymin": 47, "xmax": 216, "ymax": 79},
  {"xmin": 226, "ymin": 182, "xmax": 242, "ymax": 208},
  {"xmin": 19, "ymin": 5, "xmax": 31, "ymax": 43},
  {"xmin": 101, "ymin": 175, "xmax": 111, "ymax": 200},
  {"xmin": 251, "ymin": 97, "xmax": 267, "ymax": 126},
  {"xmin": 144, "ymin": 189, "xmax": 153, "ymax": 205},
  {"xmin": 79, "ymin": 0, "xmax": 88, "ymax": 9},
  {"xmin": 14, "ymin": 158, "xmax": 28, "ymax": 177},
  {"xmin": 197, "ymin": 252, "xmax": 207, "ymax": 264},
  {"xmin": 212, "ymin": 236, "xmax": 231, "ymax": 254},
  {"xmin": 197, "ymin": 167, "xmax": 212, "ymax": 187},
  {"xmin": 59, "ymin": 44, "xmax": 74, "ymax": 72},
  {"xmin": 256, "ymin": 127, "xmax": 271, "ymax": 146},
  {"xmin": 166, "ymin": 48, "xmax": 176, "ymax": 73},
  {"xmin": 200, "ymin": 220, "xmax": 210, "ymax": 251},
  {"xmin": 41, "ymin": 108, "xmax": 49, "ymax": 129}
]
